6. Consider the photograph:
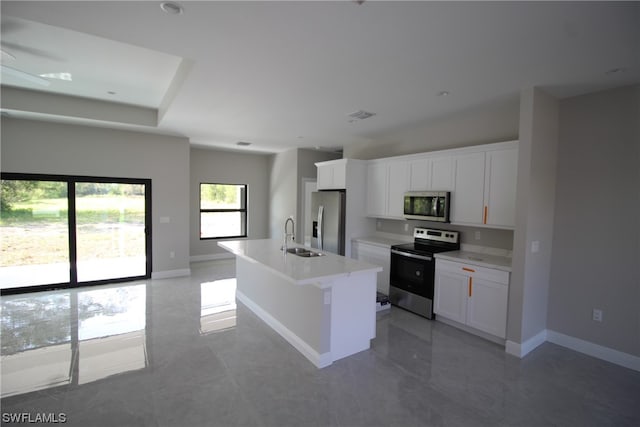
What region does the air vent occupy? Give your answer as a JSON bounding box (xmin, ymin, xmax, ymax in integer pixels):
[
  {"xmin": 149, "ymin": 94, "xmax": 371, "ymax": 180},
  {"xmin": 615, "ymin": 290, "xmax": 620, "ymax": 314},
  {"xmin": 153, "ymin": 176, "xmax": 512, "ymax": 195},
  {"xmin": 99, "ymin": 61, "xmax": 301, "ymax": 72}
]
[
  {"xmin": 347, "ymin": 110, "xmax": 376, "ymax": 120},
  {"xmin": 236, "ymin": 141, "xmax": 252, "ymax": 147}
]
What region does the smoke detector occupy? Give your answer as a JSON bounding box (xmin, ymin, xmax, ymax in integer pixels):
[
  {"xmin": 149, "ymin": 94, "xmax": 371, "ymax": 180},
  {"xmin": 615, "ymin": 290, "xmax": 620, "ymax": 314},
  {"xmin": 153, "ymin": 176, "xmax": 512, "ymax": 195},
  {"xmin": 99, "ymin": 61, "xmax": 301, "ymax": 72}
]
[
  {"xmin": 160, "ymin": 2, "xmax": 183, "ymax": 15},
  {"xmin": 347, "ymin": 110, "xmax": 376, "ymax": 121}
]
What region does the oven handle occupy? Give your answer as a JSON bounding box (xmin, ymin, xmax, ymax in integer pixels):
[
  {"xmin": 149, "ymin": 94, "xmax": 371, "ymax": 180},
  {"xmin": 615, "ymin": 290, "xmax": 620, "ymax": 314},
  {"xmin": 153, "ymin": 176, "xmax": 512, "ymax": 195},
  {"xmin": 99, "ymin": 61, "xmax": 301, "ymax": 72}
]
[{"xmin": 391, "ymin": 249, "xmax": 433, "ymax": 262}]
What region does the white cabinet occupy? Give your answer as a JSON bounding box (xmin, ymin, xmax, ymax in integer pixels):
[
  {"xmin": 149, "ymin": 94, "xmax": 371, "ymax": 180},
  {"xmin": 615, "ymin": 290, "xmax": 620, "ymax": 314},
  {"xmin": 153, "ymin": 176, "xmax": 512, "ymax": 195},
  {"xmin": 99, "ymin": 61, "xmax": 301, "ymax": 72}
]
[
  {"xmin": 364, "ymin": 140, "xmax": 518, "ymax": 228},
  {"xmin": 351, "ymin": 241, "xmax": 391, "ymax": 295},
  {"xmin": 450, "ymin": 142, "xmax": 518, "ymax": 229},
  {"xmin": 366, "ymin": 163, "xmax": 387, "ymax": 217},
  {"xmin": 434, "ymin": 259, "xmax": 509, "ymax": 339},
  {"xmin": 409, "ymin": 155, "xmax": 454, "ymax": 191},
  {"xmin": 451, "ymin": 151, "xmax": 486, "ymax": 224},
  {"xmin": 387, "ymin": 161, "xmax": 409, "ymax": 218},
  {"xmin": 484, "ymin": 147, "xmax": 518, "ymax": 228},
  {"xmin": 366, "ymin": 160, "xmax": 408, "ymax": 219},
  {"xmin": 316, "ymin": 159, "xmax": 347, "ymax": 190}
]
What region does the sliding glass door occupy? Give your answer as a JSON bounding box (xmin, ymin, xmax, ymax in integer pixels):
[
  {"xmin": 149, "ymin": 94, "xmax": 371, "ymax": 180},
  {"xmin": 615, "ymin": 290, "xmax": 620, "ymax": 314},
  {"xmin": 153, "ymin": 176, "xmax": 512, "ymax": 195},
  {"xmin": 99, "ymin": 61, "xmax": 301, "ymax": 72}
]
[
  {"xmin": 0, "ymin": 179, "xmax": 70, "ymax": 288},
  {"xmin": 0, "ymin": 174, "xmax": 151, "ymax": 293},
  {"xmin": 75, "ymin": 182, "xmax": 147, "ymax": 282}
]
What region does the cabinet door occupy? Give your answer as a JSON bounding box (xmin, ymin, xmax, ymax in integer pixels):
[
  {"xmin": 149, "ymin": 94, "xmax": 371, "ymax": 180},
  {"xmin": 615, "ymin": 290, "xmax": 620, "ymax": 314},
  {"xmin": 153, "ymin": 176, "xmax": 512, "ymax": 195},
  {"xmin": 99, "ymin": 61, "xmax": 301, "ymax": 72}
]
[
  {"xmin": 387, "ymin": 161, "xmax": 409, "ymax": 218},
  {"xmin": 317, "ymin": 164, "xmax": 334, "ymax": 190},
  {"xmin": 466, "ymin": 277, "xmax": 508, "ymax": 338},
  {"xmin": 332, "ymin": 163, "xmax": 347, "ymax": 189},
  {"xmin": 353, "ymin": 242, "xmax": 391, "ymax": 295},
  {"xmin": 451, "ymin": 152, "xmax": 485, "ymax": 224},
  {"xmin": 434, "ymin": 269, "xmax": 468, "ymax": 324},
  {"xmin": 484, "ymin": 148, "xmax": 518, "ymax": 228},
  {"xmin": 430, "ymin": 156, "xmax": 454, "ymax": 190},
  {"xmin": 366, "ymin": 163, "xmax": 387, "ymax": 217},
  {"xmin": 408, "ymin": 158, "xmax": 430, "ymax": 191}
]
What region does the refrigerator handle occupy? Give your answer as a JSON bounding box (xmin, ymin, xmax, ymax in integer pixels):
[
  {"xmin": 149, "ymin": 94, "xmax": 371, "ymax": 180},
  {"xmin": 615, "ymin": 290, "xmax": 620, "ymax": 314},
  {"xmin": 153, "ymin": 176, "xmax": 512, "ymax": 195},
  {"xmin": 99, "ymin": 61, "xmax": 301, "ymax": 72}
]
[{"xmin": 317, "ymin": 205, "xmax": 324, "ymax": 250}]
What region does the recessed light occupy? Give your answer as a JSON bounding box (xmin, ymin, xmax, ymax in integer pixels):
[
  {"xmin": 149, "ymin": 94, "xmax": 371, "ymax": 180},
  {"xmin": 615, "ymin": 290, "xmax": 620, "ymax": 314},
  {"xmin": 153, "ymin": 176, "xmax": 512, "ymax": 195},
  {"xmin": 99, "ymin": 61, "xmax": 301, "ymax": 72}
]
[
  {"xmin": 160, "ymin": 2, "xmax": 183, "ymax": 15},
  {"xmin": 437, "ymin": 91, "xmax": 450, "ymax": 97}
]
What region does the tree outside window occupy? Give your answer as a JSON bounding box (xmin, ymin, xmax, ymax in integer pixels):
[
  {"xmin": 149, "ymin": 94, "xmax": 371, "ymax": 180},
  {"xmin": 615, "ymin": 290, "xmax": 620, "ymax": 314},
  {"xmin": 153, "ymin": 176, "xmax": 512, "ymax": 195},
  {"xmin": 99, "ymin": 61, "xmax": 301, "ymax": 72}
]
[{"xmin": 200, "ymin": 183, "xmax": 247, "ymax": 239}]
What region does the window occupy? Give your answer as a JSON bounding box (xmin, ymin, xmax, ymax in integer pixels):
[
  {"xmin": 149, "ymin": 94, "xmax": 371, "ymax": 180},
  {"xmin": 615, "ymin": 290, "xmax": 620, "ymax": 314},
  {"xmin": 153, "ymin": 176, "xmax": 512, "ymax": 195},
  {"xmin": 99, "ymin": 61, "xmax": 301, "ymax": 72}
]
[{"xmin": 200, "ymin": 183, "xmax": 247, "ymax": 239}]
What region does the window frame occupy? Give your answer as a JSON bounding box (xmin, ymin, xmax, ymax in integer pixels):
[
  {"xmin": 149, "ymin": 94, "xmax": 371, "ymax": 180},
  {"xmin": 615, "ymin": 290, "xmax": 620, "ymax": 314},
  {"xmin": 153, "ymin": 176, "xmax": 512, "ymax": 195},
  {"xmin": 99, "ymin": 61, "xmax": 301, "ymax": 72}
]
[{"xmin": 199, "ymin": 182, "xmax": 248, "ymax": 240}]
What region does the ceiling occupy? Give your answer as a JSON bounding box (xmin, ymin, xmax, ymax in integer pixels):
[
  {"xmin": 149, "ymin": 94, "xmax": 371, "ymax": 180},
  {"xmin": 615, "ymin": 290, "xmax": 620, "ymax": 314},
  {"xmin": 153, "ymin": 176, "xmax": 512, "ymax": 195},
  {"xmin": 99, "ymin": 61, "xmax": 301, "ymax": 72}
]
[{"xmin": 1, "ymin": 1, "xmax": 639, "ymax": 154}]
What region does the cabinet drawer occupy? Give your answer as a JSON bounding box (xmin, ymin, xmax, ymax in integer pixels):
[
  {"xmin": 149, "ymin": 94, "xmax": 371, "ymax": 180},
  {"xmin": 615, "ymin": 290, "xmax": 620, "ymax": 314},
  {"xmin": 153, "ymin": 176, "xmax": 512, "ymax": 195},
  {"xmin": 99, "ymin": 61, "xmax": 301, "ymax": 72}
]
[{"xmin": 435, "ymin": 259, "xmax": 509, "ymax": 285}]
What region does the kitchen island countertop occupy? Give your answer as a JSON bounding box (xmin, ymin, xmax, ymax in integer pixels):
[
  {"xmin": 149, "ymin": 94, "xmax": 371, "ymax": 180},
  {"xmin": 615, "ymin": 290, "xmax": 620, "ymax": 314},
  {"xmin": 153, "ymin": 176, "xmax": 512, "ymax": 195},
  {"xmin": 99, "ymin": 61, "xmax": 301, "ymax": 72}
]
[{"xmin": 218, "ymin": 239, "xmax": 382, "ymax": 287}]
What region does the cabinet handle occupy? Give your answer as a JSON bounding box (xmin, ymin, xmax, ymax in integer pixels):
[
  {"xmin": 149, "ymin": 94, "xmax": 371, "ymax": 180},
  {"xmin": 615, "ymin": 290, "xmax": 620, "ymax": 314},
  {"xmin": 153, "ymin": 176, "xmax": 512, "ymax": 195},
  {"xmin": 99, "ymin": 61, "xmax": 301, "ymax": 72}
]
[
  {"xmin": 468, "ymin": 277, "xmax": 473, "ymax": 297},
  {"xmin": 462, "ymin": 267, "xmax": 475, "ymax": 272},
  {"xmin": 483, "ymin": 206, "xmax": 488, "ymax": 224}
]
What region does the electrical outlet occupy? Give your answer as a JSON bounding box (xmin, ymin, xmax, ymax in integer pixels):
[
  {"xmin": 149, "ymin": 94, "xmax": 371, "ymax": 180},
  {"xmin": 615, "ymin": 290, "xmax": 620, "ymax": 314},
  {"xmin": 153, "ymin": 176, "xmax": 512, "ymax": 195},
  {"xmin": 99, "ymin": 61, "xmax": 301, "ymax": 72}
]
[
  {"xmin": 169, "ymin": 251, "xmax": 175, "ymax": 259},
  {"xmin": 475, "ymin": 231, "xmax": 481, "ymax": 240},
  {"xmin": 592, "ymin": 308, "xmax": 603, "ymax": 322},
  {"xmin": 377, "ymin": 221, "xmax": 381, "ymax": 229},
  {"xmin": 404, "ymin": 223, "xmax": 409, "ymax": 232}
]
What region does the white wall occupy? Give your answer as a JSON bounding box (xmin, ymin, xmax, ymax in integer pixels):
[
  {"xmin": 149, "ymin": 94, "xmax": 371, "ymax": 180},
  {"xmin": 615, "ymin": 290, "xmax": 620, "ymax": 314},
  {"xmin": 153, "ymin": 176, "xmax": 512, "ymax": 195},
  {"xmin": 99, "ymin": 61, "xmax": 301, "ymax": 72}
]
[
  {"xmin": 268, "ymin": 148, "xmax": 341, "ymax": 242},
  {"xmin": 190, "ymin": 147, "xmax": 270, "ymax": 259},
  {"xmin": 507, "ymin": 87, "xmax": 559, "ymax": 347},
  {"xmin": 547, "ymin": 85, "xmax": 640, "ymax": 357},
  {"xmin": 268, "ymin": 149, "xmax": 298, "ymax": 241},
  {"xmin": 344, "ymin": 96, "xmax": 520, "ymax": 159},
  {"xmin": 1, "ymin": 117, "xmax": 191, "ymax": 276}
]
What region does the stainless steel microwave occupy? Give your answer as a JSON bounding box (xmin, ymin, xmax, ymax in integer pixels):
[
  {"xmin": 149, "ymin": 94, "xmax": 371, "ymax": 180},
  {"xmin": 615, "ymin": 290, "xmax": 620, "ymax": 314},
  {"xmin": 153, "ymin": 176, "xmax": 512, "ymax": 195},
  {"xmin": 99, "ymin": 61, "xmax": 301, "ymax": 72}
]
[{"xmin": 404, "ymin": 191, "xmax": 451, "ymax": 222}]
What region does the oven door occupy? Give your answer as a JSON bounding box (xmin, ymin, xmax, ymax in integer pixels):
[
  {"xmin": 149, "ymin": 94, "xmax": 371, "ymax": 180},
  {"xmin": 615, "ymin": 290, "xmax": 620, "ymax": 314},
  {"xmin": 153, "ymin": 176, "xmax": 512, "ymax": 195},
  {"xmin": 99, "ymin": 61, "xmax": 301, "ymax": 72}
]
[{"xmin": 389, "ymin": 249, "xmax": 435, "ymax": 299}]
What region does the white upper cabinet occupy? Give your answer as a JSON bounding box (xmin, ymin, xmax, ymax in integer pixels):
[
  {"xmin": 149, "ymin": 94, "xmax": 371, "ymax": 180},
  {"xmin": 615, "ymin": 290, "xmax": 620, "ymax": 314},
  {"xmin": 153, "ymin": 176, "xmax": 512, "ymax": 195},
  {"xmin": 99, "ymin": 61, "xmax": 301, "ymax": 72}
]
[
  {"xmin": 366, "ymin": 162, "xmax": 387, "ymax": 217},
  {"xmin": 364, "ymin": 140, "xmax": 518, "ymax": 228},
  {"xmin": 484, "ymin": 147, "xmax": 518, "ymax": 228},
  {"xmin": 451, "ymin": 141, "xmax": 519, "ymax": 229},
  {"xmin": 408, "ymin": 155, "xmax": 453, "ymax": 191},
  {"xmin": 366, "ymin": 160, "xmax": 408, "ymax": 219},
  {"xmin": 430, "ymin": 156, "xmax": 454, "ymax": 190},
  {"xmin": 316, "ymin": 159, "xmax": 347, "ymax": 190},
  {"xmin": 387, "ymin": 161, "xmax": 409, "ymax": 218},
  {"xmin": 451, "ymin": 151, "xmax": 486, "ymax": 224}
]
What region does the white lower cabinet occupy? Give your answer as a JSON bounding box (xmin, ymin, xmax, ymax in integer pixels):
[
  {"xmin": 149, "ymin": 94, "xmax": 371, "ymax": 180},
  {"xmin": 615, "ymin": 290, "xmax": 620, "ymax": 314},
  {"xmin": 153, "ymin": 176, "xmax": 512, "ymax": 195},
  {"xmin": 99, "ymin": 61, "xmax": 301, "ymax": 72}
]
[
  {"xmin": 434, "ymin": 259, "xmax": 509, "ymax": 339},
  {"xmin": 351, "ymin": 241, "xmax": 391, "ymax": 295}
]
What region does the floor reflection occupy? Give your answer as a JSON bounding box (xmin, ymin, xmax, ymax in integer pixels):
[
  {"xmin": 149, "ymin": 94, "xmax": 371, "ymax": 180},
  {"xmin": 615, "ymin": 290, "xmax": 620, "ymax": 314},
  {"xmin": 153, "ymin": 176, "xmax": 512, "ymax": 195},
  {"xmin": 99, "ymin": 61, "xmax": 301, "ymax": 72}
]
[
  {"xmin": 200, "ymin": 278, "xmax": 236, "ymax": 334},
  {"xmin": 0, "ymin": 284, "xmax": 148, "ymax": 397}
]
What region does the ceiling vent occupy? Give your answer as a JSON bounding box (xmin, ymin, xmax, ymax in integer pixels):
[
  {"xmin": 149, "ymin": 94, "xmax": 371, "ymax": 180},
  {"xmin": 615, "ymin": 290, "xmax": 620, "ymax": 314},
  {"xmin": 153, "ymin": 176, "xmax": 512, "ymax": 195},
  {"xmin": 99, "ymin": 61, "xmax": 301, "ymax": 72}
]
[
  {"xmin": 236, "ymin": 141, "xmax": 252, "ymax": 147},
  {"xmin": 347, "ymin": 110, "xmax": 376, "ymax": 121}
]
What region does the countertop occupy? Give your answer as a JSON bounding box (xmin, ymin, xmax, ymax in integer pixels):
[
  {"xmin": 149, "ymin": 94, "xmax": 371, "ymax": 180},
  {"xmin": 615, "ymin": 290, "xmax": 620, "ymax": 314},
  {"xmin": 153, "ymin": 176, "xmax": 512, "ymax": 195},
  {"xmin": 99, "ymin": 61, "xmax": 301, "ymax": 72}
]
[
  {"xmin": 434, "ymin": 250, "xmax": 512, "ymax": 272},
  {"xmin": 352, "ymin": 233, "xmax": 412, "ymax": 249},
  {"xmin": 218, "ymin": 239, "xmax": 382, "ymax": 286}
]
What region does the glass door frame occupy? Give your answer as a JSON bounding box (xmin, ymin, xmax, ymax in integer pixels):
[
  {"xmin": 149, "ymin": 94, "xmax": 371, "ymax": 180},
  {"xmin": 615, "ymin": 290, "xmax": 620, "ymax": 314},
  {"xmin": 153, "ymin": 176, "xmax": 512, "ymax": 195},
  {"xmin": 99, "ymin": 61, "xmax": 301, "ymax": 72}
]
[{"xmin": 1, "ymin": 173, "xmax": 152, "ymax": 295}]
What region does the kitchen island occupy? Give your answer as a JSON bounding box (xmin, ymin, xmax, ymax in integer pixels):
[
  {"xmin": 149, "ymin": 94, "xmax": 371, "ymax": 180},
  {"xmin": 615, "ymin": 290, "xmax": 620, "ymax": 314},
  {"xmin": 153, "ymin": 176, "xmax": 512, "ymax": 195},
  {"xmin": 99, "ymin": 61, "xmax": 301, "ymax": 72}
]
[{"xmin": 218, "ymin": 239, "xmax": 382, "ymax": 368}]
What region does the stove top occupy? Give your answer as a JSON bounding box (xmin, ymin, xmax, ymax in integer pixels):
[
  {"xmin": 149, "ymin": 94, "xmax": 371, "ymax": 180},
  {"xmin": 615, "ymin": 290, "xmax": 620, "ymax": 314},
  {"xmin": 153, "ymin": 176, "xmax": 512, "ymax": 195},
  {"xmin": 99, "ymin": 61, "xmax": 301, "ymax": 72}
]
[{"xmin": 391, "ymin": 227, "xmax": 460, "ymax": 255}]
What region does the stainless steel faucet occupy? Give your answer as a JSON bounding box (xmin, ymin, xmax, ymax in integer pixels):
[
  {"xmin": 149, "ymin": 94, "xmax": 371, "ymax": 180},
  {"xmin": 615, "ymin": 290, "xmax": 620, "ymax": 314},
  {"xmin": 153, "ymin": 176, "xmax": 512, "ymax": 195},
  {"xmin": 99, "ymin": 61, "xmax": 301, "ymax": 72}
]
[{"xmin": 283, "ymin": 216, "xmax": 295, "ymax": 251}]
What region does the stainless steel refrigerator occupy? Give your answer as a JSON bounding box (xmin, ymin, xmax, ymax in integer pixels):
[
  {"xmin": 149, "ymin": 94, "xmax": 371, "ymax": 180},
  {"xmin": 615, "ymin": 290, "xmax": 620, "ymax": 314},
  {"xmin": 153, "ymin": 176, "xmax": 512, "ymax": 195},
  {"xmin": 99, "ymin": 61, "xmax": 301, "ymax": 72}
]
[{"xmin": 311, "ymin": 190, "xmax": 346, "ymax": 256}]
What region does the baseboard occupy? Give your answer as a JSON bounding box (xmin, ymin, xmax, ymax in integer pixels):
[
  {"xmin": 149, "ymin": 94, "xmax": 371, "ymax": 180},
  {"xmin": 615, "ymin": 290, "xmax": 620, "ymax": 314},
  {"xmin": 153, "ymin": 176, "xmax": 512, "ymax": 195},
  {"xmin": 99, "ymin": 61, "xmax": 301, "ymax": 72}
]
[
  {"xmin": 151, "ymin": 268, "xmax": 191, "ymax": 279},
  {"xmin": 547, "ymin": 330, "xmax": 640, "ymax": 372},
  {"xmin": 236, "ymin": 290, "xmax": 332, "ymax": 368},
  {"xmin": 190, "ymin": 253, "xmax": 234, "ymax": 263},
  {"xmin": 505, "ymin": 329, "xmax": 547, "ymax": 358}
]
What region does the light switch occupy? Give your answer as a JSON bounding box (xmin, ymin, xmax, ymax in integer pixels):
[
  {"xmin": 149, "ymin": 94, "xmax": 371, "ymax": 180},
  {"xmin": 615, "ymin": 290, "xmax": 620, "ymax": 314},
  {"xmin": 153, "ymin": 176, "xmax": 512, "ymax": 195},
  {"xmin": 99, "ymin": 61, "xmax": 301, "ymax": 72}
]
[
  {"xmin": 531, "ymin": 241, "xmax": 540, "ymax": 253},
  {"xmin": 160, "ymin": 216, "xmax": 170, "ymax": 224}
]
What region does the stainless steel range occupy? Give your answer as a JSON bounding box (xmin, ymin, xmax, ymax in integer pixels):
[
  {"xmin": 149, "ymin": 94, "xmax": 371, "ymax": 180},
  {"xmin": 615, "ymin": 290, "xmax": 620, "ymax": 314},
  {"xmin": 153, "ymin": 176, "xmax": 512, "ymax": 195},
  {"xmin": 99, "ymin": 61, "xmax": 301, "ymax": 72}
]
[{"xmin": 389, "ymin": 227, "xmax": 459, "ymax": 319}]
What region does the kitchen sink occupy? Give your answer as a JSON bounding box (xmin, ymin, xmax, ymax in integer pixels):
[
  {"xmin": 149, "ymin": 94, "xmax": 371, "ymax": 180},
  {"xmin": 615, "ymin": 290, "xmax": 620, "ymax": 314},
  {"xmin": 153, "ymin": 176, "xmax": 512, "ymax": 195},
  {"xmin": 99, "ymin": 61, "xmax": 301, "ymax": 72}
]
[{"xmin": 284, "ymin": 247, "xmax": 325, "ymax": 257}]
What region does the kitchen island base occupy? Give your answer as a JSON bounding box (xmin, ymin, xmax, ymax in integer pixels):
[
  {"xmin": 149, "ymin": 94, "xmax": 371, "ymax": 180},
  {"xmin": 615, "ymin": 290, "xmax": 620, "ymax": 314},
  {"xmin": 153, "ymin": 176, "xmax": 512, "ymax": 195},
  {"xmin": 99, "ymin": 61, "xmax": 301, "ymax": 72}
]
[{"xmin": 234, "ymin": 256, "xmax": 377, "ymax": 368}]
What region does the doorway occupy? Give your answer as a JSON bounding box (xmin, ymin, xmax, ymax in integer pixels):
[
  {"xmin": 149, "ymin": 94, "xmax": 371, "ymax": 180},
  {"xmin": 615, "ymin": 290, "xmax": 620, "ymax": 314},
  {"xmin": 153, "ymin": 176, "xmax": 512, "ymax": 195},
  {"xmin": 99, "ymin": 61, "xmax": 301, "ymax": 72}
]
[{"xmin": 0, "ymin": 173, "xmax": 151, "ymax": 293}]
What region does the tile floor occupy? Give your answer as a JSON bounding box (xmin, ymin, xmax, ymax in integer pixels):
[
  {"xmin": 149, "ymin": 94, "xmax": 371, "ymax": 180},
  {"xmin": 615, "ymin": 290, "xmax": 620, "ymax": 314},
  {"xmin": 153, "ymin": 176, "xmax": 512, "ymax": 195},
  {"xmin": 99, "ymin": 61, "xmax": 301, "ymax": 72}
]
[{"xmin": 1, "ymin": 259, "xmax": 639, "ymax": 426}]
